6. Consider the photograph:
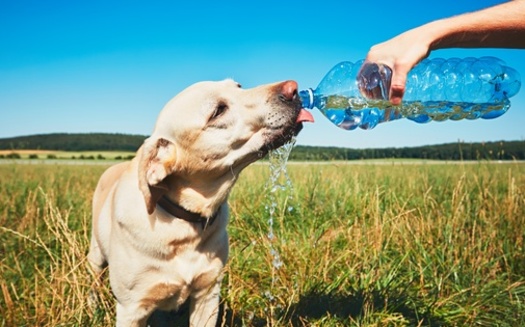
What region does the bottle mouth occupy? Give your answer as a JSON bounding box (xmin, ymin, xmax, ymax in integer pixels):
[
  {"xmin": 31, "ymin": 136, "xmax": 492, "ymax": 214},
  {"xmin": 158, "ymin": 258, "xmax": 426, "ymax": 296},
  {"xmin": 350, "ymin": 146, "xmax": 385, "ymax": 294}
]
[
  {"xmin": 357, "ymin": 62, "xmax": 392, "ymax": 100},
  {"xmin": 298, "ymin": 88, "xmax": 315, "ymax": 109}
]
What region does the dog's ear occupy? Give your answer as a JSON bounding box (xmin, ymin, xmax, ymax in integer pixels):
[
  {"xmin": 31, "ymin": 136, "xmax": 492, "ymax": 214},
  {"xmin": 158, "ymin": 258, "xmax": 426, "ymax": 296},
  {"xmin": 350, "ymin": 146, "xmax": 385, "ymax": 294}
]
[{"xmin": 138, "ymin": 137, "xmax": 177, "ymax": 214}]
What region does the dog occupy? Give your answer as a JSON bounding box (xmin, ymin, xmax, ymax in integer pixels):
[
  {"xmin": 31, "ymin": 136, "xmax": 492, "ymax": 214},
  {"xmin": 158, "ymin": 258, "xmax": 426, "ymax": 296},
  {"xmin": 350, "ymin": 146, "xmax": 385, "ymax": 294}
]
[{"xmin": 87, "ymin": 79, "xmax": 314, "ymax": 327}]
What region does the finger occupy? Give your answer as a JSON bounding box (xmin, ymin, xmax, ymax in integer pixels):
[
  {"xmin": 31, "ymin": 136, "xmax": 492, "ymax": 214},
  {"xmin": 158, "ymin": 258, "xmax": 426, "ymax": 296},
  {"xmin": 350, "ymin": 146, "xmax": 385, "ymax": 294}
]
[{"xmin": 389, "ymin": 69, "xmax": 408, "ymax": 105}]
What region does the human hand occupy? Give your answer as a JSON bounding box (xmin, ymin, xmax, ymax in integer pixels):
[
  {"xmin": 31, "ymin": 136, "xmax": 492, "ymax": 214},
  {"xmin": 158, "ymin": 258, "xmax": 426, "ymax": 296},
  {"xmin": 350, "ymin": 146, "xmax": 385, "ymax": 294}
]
[{"xmin": 364, "ymin": 28, "xmax": 432, "ymax": 105}]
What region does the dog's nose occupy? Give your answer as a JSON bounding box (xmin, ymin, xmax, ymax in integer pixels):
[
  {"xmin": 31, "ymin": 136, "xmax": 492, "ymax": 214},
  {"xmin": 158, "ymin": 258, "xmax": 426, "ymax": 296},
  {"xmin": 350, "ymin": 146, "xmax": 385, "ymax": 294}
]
[{"xmin": 280, "ymin": 80, "xmax": 298, "ymax": 101}]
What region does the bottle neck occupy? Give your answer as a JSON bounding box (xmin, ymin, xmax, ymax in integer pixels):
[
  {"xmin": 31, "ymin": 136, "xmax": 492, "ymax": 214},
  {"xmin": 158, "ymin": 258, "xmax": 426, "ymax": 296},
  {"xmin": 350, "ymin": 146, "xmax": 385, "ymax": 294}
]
[{"xmin": 298, "ymin": 89, "xmax": 315, "ymax": 109}]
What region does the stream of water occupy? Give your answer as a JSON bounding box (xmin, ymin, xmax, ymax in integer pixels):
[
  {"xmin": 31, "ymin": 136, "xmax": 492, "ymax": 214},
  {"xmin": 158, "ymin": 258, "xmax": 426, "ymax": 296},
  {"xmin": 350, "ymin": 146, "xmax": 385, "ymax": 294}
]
[{"xmin": 264, "ymin": 136, "xmax": 297, "ymax": 322}]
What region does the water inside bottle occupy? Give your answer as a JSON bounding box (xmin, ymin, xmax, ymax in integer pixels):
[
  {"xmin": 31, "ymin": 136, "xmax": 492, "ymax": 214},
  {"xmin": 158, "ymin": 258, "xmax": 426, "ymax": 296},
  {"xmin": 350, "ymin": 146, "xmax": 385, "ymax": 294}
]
[{"xmin": 317, "ymin": 95, "xmax": 510, "ymax": 130}]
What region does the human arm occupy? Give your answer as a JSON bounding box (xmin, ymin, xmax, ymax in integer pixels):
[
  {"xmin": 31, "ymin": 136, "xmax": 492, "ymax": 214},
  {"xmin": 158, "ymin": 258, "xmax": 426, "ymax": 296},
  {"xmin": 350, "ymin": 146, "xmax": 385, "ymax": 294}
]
[{"xmin": 365, "ymin": 0, "xmax": 525, "ymax": 105}]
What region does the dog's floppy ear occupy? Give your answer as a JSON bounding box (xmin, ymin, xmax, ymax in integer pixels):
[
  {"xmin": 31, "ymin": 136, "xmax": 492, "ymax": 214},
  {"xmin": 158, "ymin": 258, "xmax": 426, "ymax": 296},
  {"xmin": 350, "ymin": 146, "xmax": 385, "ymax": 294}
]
[{"xmin": 138, "ymin": 137, "xmax": 177, "ymax": 214}]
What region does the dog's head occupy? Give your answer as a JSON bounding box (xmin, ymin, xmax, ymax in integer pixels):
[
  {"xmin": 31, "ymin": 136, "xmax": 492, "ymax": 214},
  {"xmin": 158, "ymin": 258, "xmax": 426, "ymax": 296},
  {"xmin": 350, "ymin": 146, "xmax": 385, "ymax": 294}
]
[{"xmin": 138, "ymin": 79, "xmax": 313, "ymax": 215}]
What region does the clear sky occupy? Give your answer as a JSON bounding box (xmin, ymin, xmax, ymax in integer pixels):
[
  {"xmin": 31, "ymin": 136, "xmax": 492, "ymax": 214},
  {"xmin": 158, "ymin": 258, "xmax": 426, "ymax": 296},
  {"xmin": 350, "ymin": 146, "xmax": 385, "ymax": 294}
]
[{"xmin": 1, "ymin": 0, "xmax": 524, "ymax": 149}]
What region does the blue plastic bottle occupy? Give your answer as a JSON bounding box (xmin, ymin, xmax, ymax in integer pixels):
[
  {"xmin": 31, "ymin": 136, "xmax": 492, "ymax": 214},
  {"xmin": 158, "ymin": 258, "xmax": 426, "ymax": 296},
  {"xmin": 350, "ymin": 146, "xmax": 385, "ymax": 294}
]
[{"xmin": 299, "ymin": 57, "xmax": 521, "ymax": 130}]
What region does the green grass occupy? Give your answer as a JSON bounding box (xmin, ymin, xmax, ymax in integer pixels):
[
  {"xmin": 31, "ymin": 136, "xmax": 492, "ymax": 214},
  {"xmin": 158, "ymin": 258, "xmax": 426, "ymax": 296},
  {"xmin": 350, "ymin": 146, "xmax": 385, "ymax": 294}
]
[{"xmin": 1, "ymin": 161, "xmax": 524, "ymax": 326}]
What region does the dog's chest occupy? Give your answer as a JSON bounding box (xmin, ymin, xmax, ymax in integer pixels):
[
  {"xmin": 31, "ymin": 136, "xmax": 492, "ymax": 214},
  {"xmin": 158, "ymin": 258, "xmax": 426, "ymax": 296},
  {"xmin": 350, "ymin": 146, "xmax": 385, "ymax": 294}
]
[
  {"xmin": 115, "ymin": 208, "xmax": 200, "ymax": 257},
  {"xmin": 142, "ymin": 244, "xmax": 225, "ymax": 311},
  {"xmin": 113, "ymin": 202, "xmax": 227, "ymax": 310}
]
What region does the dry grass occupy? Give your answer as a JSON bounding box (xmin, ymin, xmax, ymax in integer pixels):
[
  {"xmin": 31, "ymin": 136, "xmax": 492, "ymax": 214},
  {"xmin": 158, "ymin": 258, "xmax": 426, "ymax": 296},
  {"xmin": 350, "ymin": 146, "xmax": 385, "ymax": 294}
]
[{"xmin": 1, "ymin": 161, "xmax": 524, "ymax": 326}]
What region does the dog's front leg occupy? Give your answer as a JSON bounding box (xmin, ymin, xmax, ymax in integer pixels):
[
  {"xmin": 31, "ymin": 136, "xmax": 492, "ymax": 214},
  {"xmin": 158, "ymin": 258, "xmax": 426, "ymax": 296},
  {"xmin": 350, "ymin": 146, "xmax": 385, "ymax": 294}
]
[
  {"xmin": 116, "ymin": 302, "xmax": 151, "ymax": 327},
  {"xmin": 189, "ymin": 282, "xmax": 221, "ymax": 327}
]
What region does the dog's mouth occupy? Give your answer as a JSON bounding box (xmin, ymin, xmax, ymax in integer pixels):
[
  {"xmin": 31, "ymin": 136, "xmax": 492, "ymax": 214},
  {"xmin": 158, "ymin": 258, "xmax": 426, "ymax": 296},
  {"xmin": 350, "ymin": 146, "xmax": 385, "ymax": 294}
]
[
  {"xmin": 291, "ymin": 107, "xmax": 315, "ymax": 139},
  {"xmin": 263, "ymin": 80, "xmax": 315, "ymax": 152},
  {"xmin": 231, "ymin": 105, "xmax": 314, "ymax": 173},
  {"xmin": 237, "ymin": 81, "xmax": 315, "ymax": 166},
  {"xmin": 296, "ymin": 108, "xmax": 315, "ymax": 127},
  {"xmin": 262, "ymin": 107, "xmax": 314, "ymax": 153}
]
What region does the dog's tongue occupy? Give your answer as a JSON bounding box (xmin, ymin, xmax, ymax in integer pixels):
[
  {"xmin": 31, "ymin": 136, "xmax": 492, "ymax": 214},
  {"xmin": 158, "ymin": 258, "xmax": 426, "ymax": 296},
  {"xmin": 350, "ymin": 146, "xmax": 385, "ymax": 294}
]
[{"xmin": 296, "ymin": 109, "xmax": 314, "ymax": 123}]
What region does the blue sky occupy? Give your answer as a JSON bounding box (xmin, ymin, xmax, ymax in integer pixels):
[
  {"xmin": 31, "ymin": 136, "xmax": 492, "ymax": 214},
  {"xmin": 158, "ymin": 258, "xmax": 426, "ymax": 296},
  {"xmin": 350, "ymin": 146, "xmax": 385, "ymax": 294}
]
[{"xmin": 1, "ymin": 0, "xmax": 523, "ymax": 149}]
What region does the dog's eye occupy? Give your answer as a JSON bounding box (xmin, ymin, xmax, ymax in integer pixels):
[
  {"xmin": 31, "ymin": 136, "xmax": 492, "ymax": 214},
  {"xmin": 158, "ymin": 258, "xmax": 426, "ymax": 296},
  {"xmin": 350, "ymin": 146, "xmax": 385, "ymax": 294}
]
[{"xmin": 210, "ymin": 101, "xmax": 228, "ymax": 121}]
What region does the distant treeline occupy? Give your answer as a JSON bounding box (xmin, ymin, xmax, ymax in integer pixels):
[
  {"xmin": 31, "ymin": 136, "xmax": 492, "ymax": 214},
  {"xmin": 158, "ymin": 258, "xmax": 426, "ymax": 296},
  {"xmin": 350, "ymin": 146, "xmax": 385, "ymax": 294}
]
[
  {"xmin": 0, "ymin": 133, "xmax": 146, "ymax": 152},
  {"xmin": 289, "ymin": 141, "xmax": 525, "ymax": 161},
  {"xmin": 0, "ymin": 133, "xmax": 523, "ymax": 161}
]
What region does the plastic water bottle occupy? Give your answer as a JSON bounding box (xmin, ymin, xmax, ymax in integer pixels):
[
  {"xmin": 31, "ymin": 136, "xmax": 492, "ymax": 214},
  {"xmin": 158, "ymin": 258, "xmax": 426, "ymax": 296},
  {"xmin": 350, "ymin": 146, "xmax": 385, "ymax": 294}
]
[{"xmin": 299, "ymin": 57, "xmax": 521, "ymax": 130}]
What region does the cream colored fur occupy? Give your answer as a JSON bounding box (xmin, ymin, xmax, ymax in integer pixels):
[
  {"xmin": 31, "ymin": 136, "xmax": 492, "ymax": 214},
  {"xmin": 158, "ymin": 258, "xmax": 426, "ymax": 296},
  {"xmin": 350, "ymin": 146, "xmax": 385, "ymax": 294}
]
[{"xmin": 88, "ymin": 79, "xmax": 306, "ymax": 327}]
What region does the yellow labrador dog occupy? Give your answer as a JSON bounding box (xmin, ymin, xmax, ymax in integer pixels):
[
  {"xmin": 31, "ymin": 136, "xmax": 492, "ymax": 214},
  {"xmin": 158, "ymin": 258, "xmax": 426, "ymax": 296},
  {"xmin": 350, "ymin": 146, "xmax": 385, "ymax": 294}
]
[{"xmin": 88, "ymin": 79, "xmax": 313, "ymax": 327}]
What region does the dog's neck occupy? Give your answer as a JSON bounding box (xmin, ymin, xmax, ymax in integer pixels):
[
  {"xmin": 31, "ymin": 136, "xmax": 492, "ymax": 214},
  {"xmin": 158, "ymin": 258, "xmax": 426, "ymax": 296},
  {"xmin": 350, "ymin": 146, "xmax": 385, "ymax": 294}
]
[
  {"xmin": 162, "ymin": 174, "xmax": 236, "ymax": 219},
  {"xmin": 157, "ymin": 195, "xmax": 220, "ymax": 229}
]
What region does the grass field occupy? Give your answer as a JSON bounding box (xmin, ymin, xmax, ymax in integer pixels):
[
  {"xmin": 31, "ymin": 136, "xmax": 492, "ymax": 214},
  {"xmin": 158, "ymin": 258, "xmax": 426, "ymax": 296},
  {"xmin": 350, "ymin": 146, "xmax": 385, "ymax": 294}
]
[{"xmin": 1, "ymin": 160, "xmax": 524, "ymax": 326}]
